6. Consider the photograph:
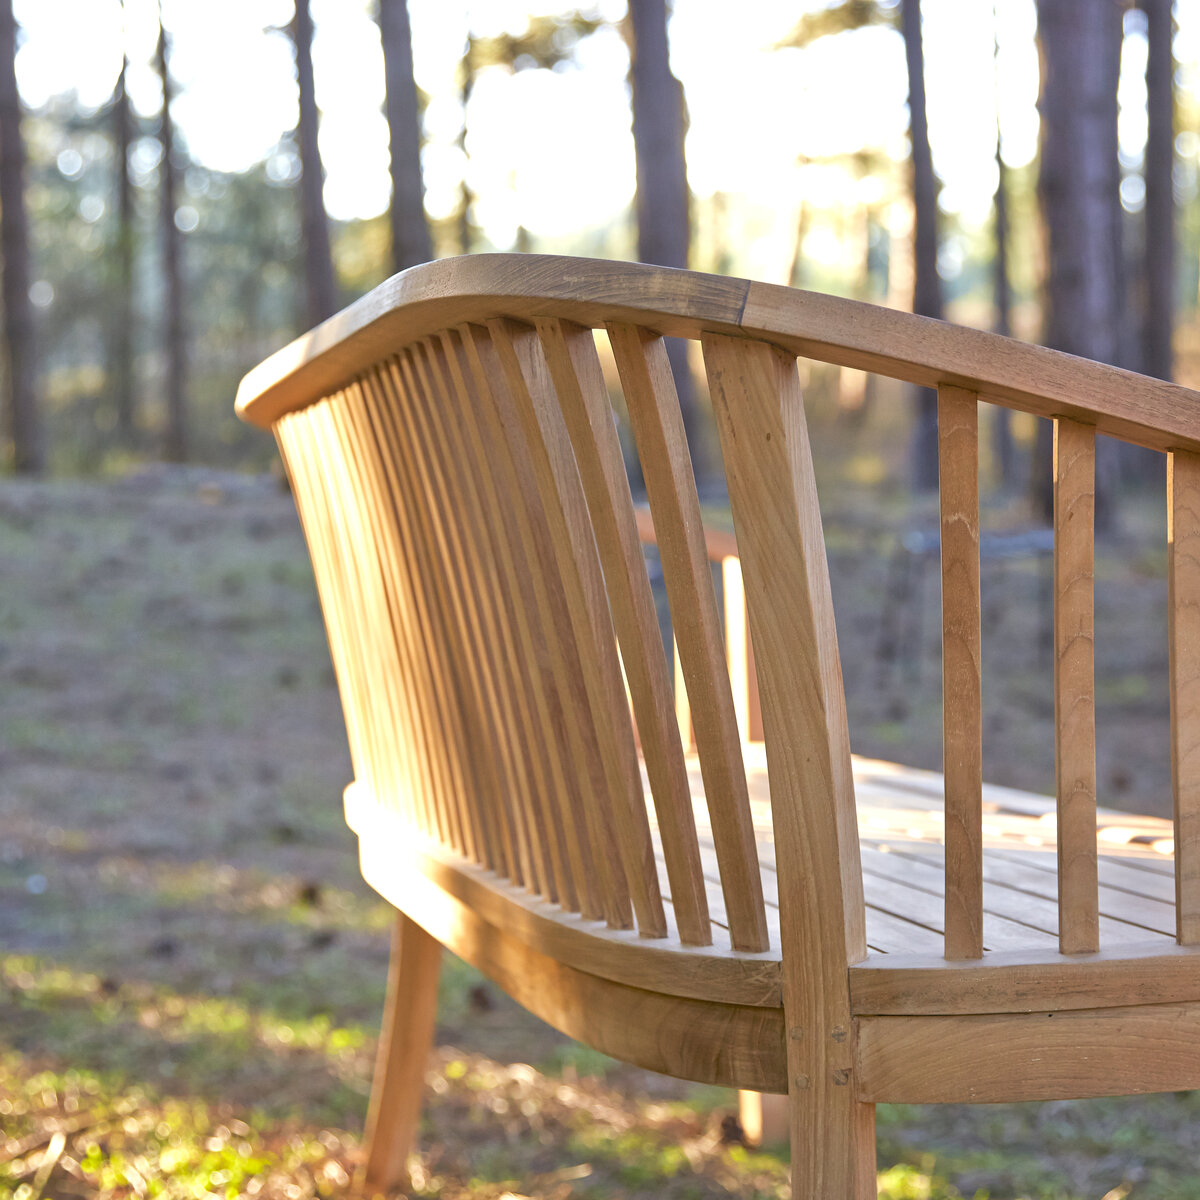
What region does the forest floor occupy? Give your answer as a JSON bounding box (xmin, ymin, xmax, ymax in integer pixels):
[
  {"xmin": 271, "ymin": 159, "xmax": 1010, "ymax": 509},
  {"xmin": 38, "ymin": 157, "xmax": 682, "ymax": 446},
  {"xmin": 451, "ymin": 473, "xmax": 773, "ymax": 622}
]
[{"xmin": 1, "ymin": 465, "xmax": 1196, "ymax": 1200}]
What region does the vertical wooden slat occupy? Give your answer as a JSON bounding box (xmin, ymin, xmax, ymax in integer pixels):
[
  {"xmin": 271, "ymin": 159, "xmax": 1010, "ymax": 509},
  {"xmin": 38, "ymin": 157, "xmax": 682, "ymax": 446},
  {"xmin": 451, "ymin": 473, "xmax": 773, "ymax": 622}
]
[
  {"xmin": 938, "ymin": 383, "xmax": 983, "ymax": 960},
  {"xmin": 486, "ymin": 318, "xmax": 667, "ymax": 938},
  {"xmin": 322, "ymin": 390, "xmax": 469, "ymax": 857},
  {"xmin": 1169, "ymin": 449, "xmax": 1200, "ymax": 944},
  {"xmin": 406, "ymin": 340, "xmax": 576, "ymax": 907},
  {"xmin": 457, "ymin": 323, "xmax": 634, "ymax": 930},
  {"xmin": 366, "ymin": 356, "xmax": 524, "ymax": 879},
  {"xmin": 387, "ymin": 350, "xmax": 549, "ymax": 894},
  {"xmin": 1053, "ymin": 417, "xmax": 1099, "ymax": 954},
  {"xmin": 536, "ymin": 318, "xmax": 710, "ymax": 945},
  {"xmin": 703, "ymin": 333, "xmax": 872, "ymax": 1190},
  {"xmin": 433, "ymin": 329, "xmax": 598, "ymax": 919},
  {"xmin": 608, "ymin": 322, "xmax": 769, "ymax": 953}
]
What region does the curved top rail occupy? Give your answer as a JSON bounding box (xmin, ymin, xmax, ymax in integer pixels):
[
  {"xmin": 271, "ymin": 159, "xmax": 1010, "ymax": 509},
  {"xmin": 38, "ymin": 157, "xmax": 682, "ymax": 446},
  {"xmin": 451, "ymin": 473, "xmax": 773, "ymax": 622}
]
[{"xmin": 236, "ymin": 253, "xmax": 1200, "ymax": 453}]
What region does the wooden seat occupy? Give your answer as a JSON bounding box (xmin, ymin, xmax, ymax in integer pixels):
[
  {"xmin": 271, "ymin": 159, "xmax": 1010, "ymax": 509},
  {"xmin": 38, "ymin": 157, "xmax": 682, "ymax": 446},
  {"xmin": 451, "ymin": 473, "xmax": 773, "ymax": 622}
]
[{"xmin": 236, "ymin": 254, "xmax": 1200, "ymax": 1198}]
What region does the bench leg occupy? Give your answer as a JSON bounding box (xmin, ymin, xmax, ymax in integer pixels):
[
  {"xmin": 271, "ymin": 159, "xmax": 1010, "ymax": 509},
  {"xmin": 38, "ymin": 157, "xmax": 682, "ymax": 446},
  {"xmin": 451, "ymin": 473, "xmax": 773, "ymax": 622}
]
[
  {"xmin": 788, "ymin": 1084, "xmax": 876, "ymax": 1199},
  {"xmin": 359, "ymin": 910, "xmax": 442, "ymax": 1195}
]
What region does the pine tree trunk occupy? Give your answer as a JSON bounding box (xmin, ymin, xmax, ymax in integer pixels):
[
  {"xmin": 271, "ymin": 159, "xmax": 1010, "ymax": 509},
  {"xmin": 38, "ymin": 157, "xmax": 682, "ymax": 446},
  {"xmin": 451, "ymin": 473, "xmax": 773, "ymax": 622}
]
[
  {"xmin": 157, "ymin": 11, "xmax": 187, "ymax": 462},
  {"xmin": 626, "ymin": 0, "xmax": 701, "ymax": 480},
  {"xmin": 111, "ymin": 49, "xmax": 137, "ymax": 443},
  {"xmin": 901, "ymin": 0, "xmax": 942, "ymax": 493},
  {"xmin": 991, "ymin": 18, "xmax": 1016, "ymax": 490},
  {"xmin": 293, "ymin": 0, "xmax": 337, "ymax": 325},
  {"xmin": 0, "ymin": 0, "xmax": 43, "ymax": 473},
  {"xmin": 1143, "ymin": 0, "xmax": 1174, "ymax": 382},
  {"xmin": 379, "ymin": 0, "xmax": 431, "ymax": 273},
  {"xmin": 1035, "ymin": 0, "xmax": 1122, "ymax": 530}
]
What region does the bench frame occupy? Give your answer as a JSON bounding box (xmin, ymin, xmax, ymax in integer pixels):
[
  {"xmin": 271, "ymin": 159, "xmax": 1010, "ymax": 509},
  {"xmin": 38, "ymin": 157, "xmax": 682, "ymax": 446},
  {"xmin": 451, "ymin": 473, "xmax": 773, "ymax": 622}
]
[{"xmin": 237, "ymin": 254, "xmax": 1200, "ymax": 1198}]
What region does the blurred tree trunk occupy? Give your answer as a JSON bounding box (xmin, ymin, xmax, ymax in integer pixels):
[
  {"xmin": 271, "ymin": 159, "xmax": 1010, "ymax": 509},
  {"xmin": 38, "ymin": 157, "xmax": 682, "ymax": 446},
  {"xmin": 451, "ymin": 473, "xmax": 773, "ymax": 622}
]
[
  {"xmin": 901, "ymin": 0, "xmax": 942, "ymax": 493},
  {"xmin": 379, "ymin": 0, "xmax": 431, "ymax": 272},
  {"xmin": 293, "ymin": 0, "xmax": 337, "ymax": 325},
  {"xmin": 111, "ymin": 47, "xmax": 137, "ymax": 444},
  {"xmin": 1035, "ymin": 0, "xmax": 1123, "ymax": 530},
  {"xmin": 1142, "ymin": 0, "xmax": 1174, "ymax": 382},
  {"xmin": 456, "ymin": 39, "xmax": 475, "ymax": 254},
  {"xmin": 991, "ymin": 16, "xmax": 1016, "ymax": 490},
  {"xmin": 0, "ymin": 0, "xmax": 43, "ymax": 473},
  {"xmin": 157, "ymin": 10, "xmax": 187, "ymax": 462},
  {"xmin": 625, "ymin": 0, "xmax": 702, "ymax": 479}
]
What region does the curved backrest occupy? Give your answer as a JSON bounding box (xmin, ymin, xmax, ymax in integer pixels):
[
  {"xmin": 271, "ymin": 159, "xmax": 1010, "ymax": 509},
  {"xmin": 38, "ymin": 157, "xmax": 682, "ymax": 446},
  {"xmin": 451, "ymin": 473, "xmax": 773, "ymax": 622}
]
[{"xmin": 239, "ymin": 253, "xmax": 1200, "ymax": 968}]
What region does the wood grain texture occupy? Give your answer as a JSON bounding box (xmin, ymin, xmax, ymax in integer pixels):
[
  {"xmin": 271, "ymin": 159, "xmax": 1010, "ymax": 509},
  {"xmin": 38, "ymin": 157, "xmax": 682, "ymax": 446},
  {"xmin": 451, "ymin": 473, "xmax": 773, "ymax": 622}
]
[
  {"xmin": 238, "ymin": 254, "xmax": 1200, "ymax": 457},
  {"xmin": 379, "ymin": 842, "xmax": 789, "ymax": 1093},
  {"xmin": 703, "ymin": 333, "xmax": 873, "ymax": 1197},
  {"xmin": 348, "ymin": 784, "xmax": 784, "ymax": 1007},
  {"xmin": 850, "ymin": 941, "xmax": 1200, "ymax": 1015},
  {"xmin": 457, "ymin": 325, "xmax": 636, "ymax": 927},
  {"xmin": 857, "ymin": 1002, "xmax": 1200, "ymax": 1102},
  {"xmin": 486, "ymin": 318, "xmax": 667, "ymax": 938},
  {"xmin": 432, "ymin": 330, "xmax": 600, "ymax": 917},
  {"xmin": 938, "ymin": 384, "xmax": 983, "ymax": 959},
  {"xmin": 1053, "ymin": 418, "xmax": 1099, "ymax": 953},
  {"xmin": 609, "ymin": 322, "xmax": 768, "ymax": 953},
  {"xmin": 536, "ymin": 317, "xmax": 711, "ymax": 945},
  {"xmin": 1170, "ymin": 449, "xmax": 1200, "ymax": 944},
  {"xmin": 360, "ymin": 911, "xmax": 441, "ymax": 1194}
]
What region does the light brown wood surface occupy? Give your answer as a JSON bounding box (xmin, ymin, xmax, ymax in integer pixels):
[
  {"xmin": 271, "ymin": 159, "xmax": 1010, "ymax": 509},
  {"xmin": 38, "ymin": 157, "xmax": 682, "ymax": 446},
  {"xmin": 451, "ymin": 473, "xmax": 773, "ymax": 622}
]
[
  {"xmin": 937, "ymin": 385, "xmax": 983, "ymax": 959},
  {"xmin": 610, "ymin": 322, "xmax": 768, "ymax": 953},
  {"xmin": 238, "ymin": 254, "xmax": 1200, "ymax": 455},
  {"xmin": 1171, "ymin": 449, "xmax": 1200, "ymax": 945},
  {"xmin": 236, "ymin": 253, "xmax": 1200, "ymax": 1198},
  {"xmin": 1053, "ymin": 417, "xmax": 1099, "ymax": 953},
  {"xmin": 856, "ymin": 1002, "xmax": 1200, "ymax": 1103}
]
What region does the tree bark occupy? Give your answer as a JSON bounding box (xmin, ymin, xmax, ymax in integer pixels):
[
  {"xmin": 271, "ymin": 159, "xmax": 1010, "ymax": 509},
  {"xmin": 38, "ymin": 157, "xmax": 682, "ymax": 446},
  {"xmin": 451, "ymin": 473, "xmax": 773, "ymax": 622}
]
[
  {"xmin": 293, "ymin": 0, "xmax": 337, "ymax": 325},
  {"xmin": 111, "ymin": 48, "xmax": 137, "ymax": 443},
  {"xmin": 379, "ymin": 0, "xmax": 431, "ymax": 273},
  {"xmin": 1142, "ymin": 0, "xmax": 1174, "ymax": 382},
  {"xmin": 991, "ymin": 17, "xmax": 1016, "ymax": 490},
  {"xmin": 157, "ymin": 9, "xmax": 187, "ymax": 462},
  {"xmin": 1036, "ymin": 0, "xmax": 1123, "ymax": 529},
  {"xmin": 901, "ymin": 0, "xmax": 942, "ymax": 493},
  {"xmin": 626, "ymin": 0, "xmax": 701, "ymax": 480},
  {"xmin": 0, "ymin": 0, "xmax": 43, "ymax": 473}
]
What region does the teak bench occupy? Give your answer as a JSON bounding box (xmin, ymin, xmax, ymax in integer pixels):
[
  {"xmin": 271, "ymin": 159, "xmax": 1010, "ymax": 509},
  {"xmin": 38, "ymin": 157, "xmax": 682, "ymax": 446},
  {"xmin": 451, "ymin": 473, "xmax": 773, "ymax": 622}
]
[{"xmin": 236, "ymin": 254, "xmax": 1200, "ymax": 1198}]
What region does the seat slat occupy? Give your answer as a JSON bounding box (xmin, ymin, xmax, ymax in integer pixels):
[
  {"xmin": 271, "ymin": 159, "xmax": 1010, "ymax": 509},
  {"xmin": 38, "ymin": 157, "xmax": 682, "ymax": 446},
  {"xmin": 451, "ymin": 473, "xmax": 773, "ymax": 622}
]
[
  {"xmin": 610, "ymin": 322, "xmax": 769, "ymax": 952},
  {"xmin": 1170, "ymin": 448, "xmax": 1200, "ymax": 945},
  {"xmin": 1053, "ymin": 416, "xmax": 1100, "ymax": 953},
  {"xmin": 938, "ymin": 383, "xmax": 983, "ymax": 959}
]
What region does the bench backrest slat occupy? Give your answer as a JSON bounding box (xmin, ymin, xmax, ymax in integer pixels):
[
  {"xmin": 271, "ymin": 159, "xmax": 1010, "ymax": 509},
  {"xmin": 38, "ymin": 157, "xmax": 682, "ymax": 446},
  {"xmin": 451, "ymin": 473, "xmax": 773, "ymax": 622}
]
[
  {"xmin": 428, "ymin": 332, "xmax": 597, "ymax": 914},
  {"xmin": 1052, "ymin": 416, "xmax": 1100, "ymax": 954},
  {"xmin": 1169, "ymin": 449, "xmax": 1200, "ymax": 945},
  {"xmin": 937, "ymin": 384, "xmax": 984, "ymax": 960},
  {"xmin": 457, "ymin": 324, "xmax": 639, "ymax": 928},
  {"xmin": 609, "ymin": 322, "xmax": 770, "ymax": 953},
  {"xmin": 536, "ymin": 318, "xmax": 713, "ymax": 946},
  {"xmin": 483, "ymin": 319, "xmax": 668, "ymax": 937}
]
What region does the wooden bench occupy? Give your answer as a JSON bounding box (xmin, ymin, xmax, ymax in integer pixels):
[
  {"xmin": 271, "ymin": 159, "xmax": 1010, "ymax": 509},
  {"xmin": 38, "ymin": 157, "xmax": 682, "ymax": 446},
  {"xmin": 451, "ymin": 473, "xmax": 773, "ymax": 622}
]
[{"xmin": 236, "ymin": 254, "xmax": 1200, "ymax": 1198}]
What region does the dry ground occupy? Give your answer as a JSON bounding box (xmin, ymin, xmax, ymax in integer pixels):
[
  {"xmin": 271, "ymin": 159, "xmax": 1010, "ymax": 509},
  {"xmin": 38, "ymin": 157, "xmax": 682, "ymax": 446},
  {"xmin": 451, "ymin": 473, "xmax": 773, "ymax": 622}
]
[{"xmin": 0, "ymin": 465, "xmax": 1195, "ymax": 1200}]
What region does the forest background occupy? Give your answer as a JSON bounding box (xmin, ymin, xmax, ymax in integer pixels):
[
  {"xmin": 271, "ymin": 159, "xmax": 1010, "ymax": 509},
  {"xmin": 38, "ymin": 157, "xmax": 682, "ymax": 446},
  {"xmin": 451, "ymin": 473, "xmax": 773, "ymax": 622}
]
[
  {"xmin": 3, "ymin": 1, "xmax": 1200, "ymax": 1197},
  {"xmin": 0, "ymin": 0, "xmax": 1193, "ymax": 499}
]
